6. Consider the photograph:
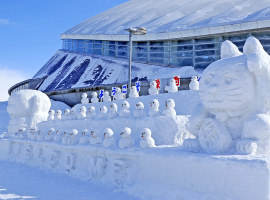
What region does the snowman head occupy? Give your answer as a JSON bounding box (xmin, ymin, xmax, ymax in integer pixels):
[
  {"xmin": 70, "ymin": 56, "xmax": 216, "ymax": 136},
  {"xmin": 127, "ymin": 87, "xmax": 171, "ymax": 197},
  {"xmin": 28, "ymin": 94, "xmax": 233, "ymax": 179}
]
[
  {"xmin": 165, "ymin": 99, "xmax": 175, "ymax": 109},
  {"xmin": 150, "ymin": 81, "xmax": 157, "ymax": 88},
  {"xmin": 131, "ymin": 86, "xmax": 137, "ymax": 93},
  {"xmin": 104, "ymin": 91, "xmax": 110, "ymax": 97},
  {"xmin": 141, "ymin": 128, "xmax": 151, "ymax": 139},
  {"xmin": 81, "ymin": 93, "xmax": 88, "ymax": 98},
  {"xmin": 70, "ymin": 107, "xmax": 75, "ymax": 114},
  {"xmin": 110, "ymin": 103, "xmax": 118, "ymax": 112},
  {"xmin": 116, "ymin": 87, "xmax": 121, "ymax": 94},
  {"xmin": 88, "ymin": 106, "xmax": 95, "ymax": 113},
  {"xmin": 104, "ymin": 128, "xmax": 114, "ymax": 138},
  {"xmin": 48, "ymin": 128, "xmax": 55, "ymax": 135},
  {"xmin": 136, "ymin": 102, "xmax": 144, "ymax": 110},
  {"xmin": 120, "ymin": 127, "xmax": 131, "ymax": 138},
  {"xmin": 56, "ymin": 110, "xmax": 62, "ymax": 115},
  {"xmin": 122, "ymin": 101, "xmax": 130, "ymax": 109},
  {"xmin": 81, "ymin": 129, "xmax": 89, "ymax": 136},
  {"xmin": 150, "ymin": 99, "xmax": 159, "ymax": 109},
  {"xmin": 30, "ymin": 128, "xmax": 36, "ymax": 134},
  {"xmin": 92, "ymin": 92, "xmax": 98, "ymax": 97},
  {"xmin": 49, "ymin": 110, "xmax": 55, "ymax": 115},
  {"xmin": 91, "ymin": 130, "xmax": 99, "ymax": 138},
  {"xmin": 19, "ymin": 127, "xmax": 26, "ymax": 133},
  {"xmin": 70, "ymin": 129, "xmax": 78, "ymax": 136},
  {"xmin": 80, "ymin": 106, "xmax": 87, "ymax": 113},
  {"xmin": 100, "ymin": 106, "xmax": 108, "ymax": 113},
  {"xmin": 64, "ymin": 109, "xmax": 70, "ymax": 115},
  {"xmin": 191, "ymin": 76, "xmax": 198, "ymax": 81},
  {"xmin": 170, "ymin": 79, "xmax": 176, "ymax": 86}
]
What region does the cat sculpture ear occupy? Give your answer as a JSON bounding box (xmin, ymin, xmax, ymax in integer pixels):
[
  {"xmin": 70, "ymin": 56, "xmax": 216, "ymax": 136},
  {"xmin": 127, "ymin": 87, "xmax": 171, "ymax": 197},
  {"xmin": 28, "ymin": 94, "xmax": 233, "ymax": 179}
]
[
  {"xmin": 221, "ymin": 40, "xmax": 242, "ymax": 59},
  {"xmin": 243, "ymin": 37, "xmax": 270, "ymax": 73}
]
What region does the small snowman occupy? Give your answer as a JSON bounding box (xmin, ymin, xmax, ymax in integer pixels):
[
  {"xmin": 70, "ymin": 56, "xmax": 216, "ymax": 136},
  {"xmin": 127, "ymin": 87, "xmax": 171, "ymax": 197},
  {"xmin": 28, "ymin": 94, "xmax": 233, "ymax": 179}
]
[
  {"xmin": 102, "ymin": 91, "xmax": 111, "ymax": 102},
  {"xmin": 119, "ymin": 101, "xmax": 130, "ymax": 118},
  {"xmin": 28, "ymin": 128, "xmax": 35, "ymax": 140},
  {"xmin": 103, "ymin": 128, "xmax": 116, "ymax": 148},
  {"xmin": 62, "ymin": 131, "xmax": 70, "ymax": 145},
  {"xmin": 90, "ymin": 130, "xmax": 102, "ymax": 145},
  {"xmin": 189, "ymin": 76, "xmax": 199, "ymax": 90},
  {"xmin": 68, "ymin": 129, "xmax": 79, "ymax": 145},
  {"xmin": 108, "ymin": 103, "xmax": 118, "ymax": 118},
  {"xmin": 37, "ymin": 130, "xmax": 44, "ymax": 141},
  {"xmin": 165, "ymin": 79, "xmax": 178, "ymax": 93},
  {"xmin": 163, "ymin": 99, "xmax": 177, "ymax": 117},
  {"xmin": 148, "ymin": 81, "xmax": 159, "ymax": 95},
  {"xmin": 148, "ymin": 99, "xmax": 160, "ymax": 117},
  {"xmin": 45, "ymin": 128, "xmax": 55, "ymax": 142},
  {"xmin": 70, "ymin": 107, "xmax": 76, "ymax": 120},
  {"xmin": 77, "ymin": 106, "xmax": 87, "ymax": 120},
  {"xmin": 119, "ymin": 127, "xmax": 134, "ymax": 149},
  {"xmin": 55, "ymin": 110, "xmax": 62, "ymax": 121},
  {"xmin": 30, "ymin": 129, "xmax": 37, "ymax": 141},
  {"xmin": 133, "ymin": 102, "xmax": 146, "ymax": 118},
  {"xmin": 87, "ymin": 106, "xmax": 96, "ymax": 119},
  {"xmin": 53, "ymin": 130, "xmax": 62, "ymax": 143},
  {"xmin": 18, "ymin": 128, "xmax": 27, "ymax": 139},
  {"xmin": 48, "ymin": 110, "xmax": 55, "ymax": 121},
  {"xmin": 129, "ymin": 86, "xmax": 139, "ymax": 98},
  {"xmin": 91, "ymin": 92, "xmax": 99, "ymax": 103},
  {"xmin": 62, "ymin": 109, "xmax": 71, "ymax": 120},
  {"xmin": 81, "ymin": 93, "xmax": 89, "ymax": 104},
  {"xmin": 114, "ymin": 87, "xmax": 124, "ymax": 100},
  {"xmin": 98, "ymin": 106, "xmax": 108, "ymax": 119},
  {"xmin": 79, "ymin": 129, "xmax": 90, "ymax": 145},
  {"xmin": 140, "ymin": 128, "xmax": 155, "ymax": 148}
]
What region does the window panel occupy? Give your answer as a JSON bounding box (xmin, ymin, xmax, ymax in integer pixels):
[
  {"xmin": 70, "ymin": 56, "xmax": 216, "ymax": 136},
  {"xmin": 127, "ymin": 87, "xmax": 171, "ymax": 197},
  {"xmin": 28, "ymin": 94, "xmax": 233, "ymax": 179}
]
[
  {"xmin": 171, "ymin": 40, "xmax": 192, "ymax": 45},
  {"xmin": 170, "ymin": 58, "xmax": 193, "ymax": 66},
  {"xmin": 170, "ymin": 45, "xmax": 193, "ymax": 51},
  {"xmin": 170, "ymin": 51, "xmax": 193, "ymax": 57},
  {"xmin": 195, "ymin": 50, "xmax": 216, "ymax": 56},
  {"xmin": 93, "ymin": 49, "xmax": 102, "ymax": 55}
]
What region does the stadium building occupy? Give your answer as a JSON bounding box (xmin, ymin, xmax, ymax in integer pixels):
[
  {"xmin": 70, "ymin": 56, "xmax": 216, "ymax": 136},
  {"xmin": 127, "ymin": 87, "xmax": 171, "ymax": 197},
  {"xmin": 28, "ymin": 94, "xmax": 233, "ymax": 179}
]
[{"xmin": 9, "ymin": 0, "xmax": 270, "ymax": 105}]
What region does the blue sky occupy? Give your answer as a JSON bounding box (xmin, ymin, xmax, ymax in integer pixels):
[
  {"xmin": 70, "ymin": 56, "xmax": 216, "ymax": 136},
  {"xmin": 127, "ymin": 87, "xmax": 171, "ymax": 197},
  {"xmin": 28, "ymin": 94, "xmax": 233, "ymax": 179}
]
[{"xmin": 0, "ymin": 0, "xmax": 127, "ymax": 101}]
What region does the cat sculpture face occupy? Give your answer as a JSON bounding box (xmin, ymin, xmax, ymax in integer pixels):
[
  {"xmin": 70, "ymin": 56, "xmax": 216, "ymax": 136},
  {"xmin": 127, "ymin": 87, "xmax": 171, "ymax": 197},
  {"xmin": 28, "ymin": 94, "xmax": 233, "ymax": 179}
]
[{"xmin": 200, "ymin": 55, "xmax": 256, "ymax": 120}]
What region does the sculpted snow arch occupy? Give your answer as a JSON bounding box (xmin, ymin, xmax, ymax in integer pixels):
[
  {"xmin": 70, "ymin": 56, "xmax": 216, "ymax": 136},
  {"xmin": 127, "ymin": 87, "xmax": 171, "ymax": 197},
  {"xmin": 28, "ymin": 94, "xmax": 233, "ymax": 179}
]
[{"xmin": 184, "ymin": 37, "xmax": 270, "ymax": 154}]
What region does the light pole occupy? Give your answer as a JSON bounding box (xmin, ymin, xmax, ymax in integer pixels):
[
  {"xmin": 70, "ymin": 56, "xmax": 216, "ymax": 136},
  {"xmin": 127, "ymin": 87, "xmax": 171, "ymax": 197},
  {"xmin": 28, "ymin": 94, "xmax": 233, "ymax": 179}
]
[{"xmin": 125, "ymin": 27, "xmax": 147, "ymax": 93}]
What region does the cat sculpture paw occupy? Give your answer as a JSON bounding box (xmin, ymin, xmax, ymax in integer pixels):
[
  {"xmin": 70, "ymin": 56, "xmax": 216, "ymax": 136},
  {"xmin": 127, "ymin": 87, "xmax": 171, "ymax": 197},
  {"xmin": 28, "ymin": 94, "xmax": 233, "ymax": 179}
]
[{"xmin": 236, "ymin": 140, "xmax": 258, "ymax": 155}]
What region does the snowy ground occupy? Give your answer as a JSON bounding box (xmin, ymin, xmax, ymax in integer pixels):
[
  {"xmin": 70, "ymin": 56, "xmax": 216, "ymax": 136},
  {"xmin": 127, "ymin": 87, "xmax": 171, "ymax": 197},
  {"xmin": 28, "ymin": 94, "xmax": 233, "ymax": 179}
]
[{"xmin": 0, "ymin": 161, "xmax": 139, "ymax": 200}]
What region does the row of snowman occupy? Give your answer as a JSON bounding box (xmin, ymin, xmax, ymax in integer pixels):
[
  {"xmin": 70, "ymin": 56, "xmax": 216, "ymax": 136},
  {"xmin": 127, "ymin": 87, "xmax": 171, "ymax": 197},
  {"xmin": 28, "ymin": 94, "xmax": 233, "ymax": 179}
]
[
  {"xmin": 13, "ymin": 127, "xmax": 155, "ymax": 149},
  {"xmin": 48, "ymin": 98, "xmax": 177, "ymax": 121},
  {"xmin": 81, "ymin": 76, "xmax": 199, "ymax": 104}
]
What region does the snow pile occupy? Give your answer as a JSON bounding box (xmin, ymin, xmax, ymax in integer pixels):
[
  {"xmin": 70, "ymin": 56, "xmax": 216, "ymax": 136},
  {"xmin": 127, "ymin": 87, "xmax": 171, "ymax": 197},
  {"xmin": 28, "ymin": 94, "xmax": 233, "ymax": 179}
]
[{"xmin": 34, "ymin": 50, "xmax": 198, "ymax": 92}]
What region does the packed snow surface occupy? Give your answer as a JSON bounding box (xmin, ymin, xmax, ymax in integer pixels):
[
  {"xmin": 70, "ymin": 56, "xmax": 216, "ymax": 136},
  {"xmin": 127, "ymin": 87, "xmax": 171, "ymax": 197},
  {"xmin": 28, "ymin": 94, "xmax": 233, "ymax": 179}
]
[{"xmin": 63, "ymin": 0, "xmax": 270, "ymax": 35}]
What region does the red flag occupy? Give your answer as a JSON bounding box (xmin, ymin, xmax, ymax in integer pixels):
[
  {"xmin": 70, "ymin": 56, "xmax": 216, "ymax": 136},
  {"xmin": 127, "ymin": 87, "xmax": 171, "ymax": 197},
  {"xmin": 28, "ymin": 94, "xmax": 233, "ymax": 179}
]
[
  {"xmin": 174, "ymin": 76, "xmax": 180, "ymax": 87},
  {"xmin": 155, "ymin": 79, "xmax": 161, "ymax": 89}
]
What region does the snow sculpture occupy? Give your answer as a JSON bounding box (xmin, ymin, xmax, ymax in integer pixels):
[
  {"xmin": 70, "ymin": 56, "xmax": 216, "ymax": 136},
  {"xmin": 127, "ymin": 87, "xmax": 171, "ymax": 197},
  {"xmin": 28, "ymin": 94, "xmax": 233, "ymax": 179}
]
[
  {"xmin": 103, "ymin": 128, "xmax": 116, "ymax": 148},
  {"xmin": 18, "ymin": 128, "xmax": 27, "ymax": 139},
  {"xmin": 119, "ymin": 101, "xmax": 130, "ymax": 118},
  {"xmin": 163, "ymin": 99, "xmax": 176, "ymax": 117},
  {"xmin": 165, "ymin": 79, "xmax": 178, "ymax": 93},
  {"xmin": 68, "ymin": 129, "xmax": 79, "ymax": 145},
  {"xmin": 55, "ymin": 110, "xmax": 62, "ymax": 121},
  {"xmin": 98, "ymin": 106, "xmax": 108, "ymax": 119},
  {"xmin": 114, "ymin": 87, "xmax": 124, "ymax": 100},
  {"xmin": 7, "ymin": 90, "xmax": 51, "ymax": 134},
  {"xmin": 91, "ymin": 92, "xmax": 99, "ymax": 103},
  {"xmin": 81, "ymin": 93, "xmax": 89, "ymax": 104},
  {"xmin": 148, "ymin": 99, "xmax": 160, "ymax": 117},
  {"xmin": 133, "ymin": 102, "xmax": 146, "ymax": 118},
  {"xmin": 189, "ymin": 76, "xmax": 200, "ymax": 90},
  {"xmin": 184, "ymin": 37, "xmax": 270, "ymax": 154},
  {"xmin": 148, "ymin": 81, "xmax": 159, "ymax": 95},
  {"xmin": 62, "ymin": 109, "xmax": 70, "ymax": 120},
  {"xmin": 102, "ymin": 91, "xmax": 111, "ymax": 102},
  {"xmin": 37, "ymin": 130, "xmax": 44, "ymax": 141},
  {"xmin": 29, "ymin": 128, "xmax": 36, "ymax": 140},
  {"xmin": 108, "ymin": 103, "xmax": 118, "ymax": 118},
  {"xmin": 119, "ymin": 127, "xmax": 134, "ymax": 149},
  {"xmin": 129, "ymin": 86, "xmax": 139, "ymax": 98},
  {"xmin": 48, "ymin": 110, "xmax": 55, "ymax": 121},
  {"xmin": 45, "ymin": 128, "xmax": 55, "ymax": 141},
  {"xmin": 53, "ymin": 130, "xmax": 62, "ymax": 143},
  {"xmin": 77, "ymin": 106, "xmax": 87, "ymax": 120},
  {"xmin": 140, "ymin": 128, "xmax": 155, "ymax": 148},
  {"xmin": 70, "ymin": 107, "xmax": 77, "ymax": 120},
  {"xmin": 62, "ymin": 131, "xmax": 70, "ymax": 145},
  {"xmin": 90, "ymin": 130, "xmax": 102, "ymax": 145},
  {"xmin": 87, "ymin": 106, "xmax": 96, "ymax": 119},
  {"xmin": 79, "ymin": 129, "xmax": 90, "ymax": 145}
]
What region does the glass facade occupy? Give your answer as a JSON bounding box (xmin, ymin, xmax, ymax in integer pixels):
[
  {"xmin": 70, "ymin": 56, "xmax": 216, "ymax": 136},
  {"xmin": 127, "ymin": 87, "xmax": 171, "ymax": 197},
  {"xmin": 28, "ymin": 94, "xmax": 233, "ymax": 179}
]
[{"xmin": 62, "ymin": 31, "xmax": 270, "ymax": 70}]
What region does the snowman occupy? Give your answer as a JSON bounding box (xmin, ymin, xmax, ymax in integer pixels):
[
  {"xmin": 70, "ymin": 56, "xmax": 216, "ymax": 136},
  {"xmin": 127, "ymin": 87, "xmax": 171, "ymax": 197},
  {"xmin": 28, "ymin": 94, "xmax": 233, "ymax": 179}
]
[
  {"xmin": 114, "ymin": 87, "xmax": 124, "ymax": 100},
  {"xmin": 70, "ymin": 107, "xmax": 77, "ymax": 120},
  {"xmin": 119, "ymin": 127, "xmax": 134, "ymax": 149},
  {"xmin": 102, "ymin": 91, "xmax": 111, "ymax": 102},
  {"xmin": 62, "ymin": 109, "xmax": 71, "ymax": 120},
  {"xmin": 165, "ymin": 79, "xmax": 178, "ymax": 93},
  {"xmin": 29, "ymin": 128, "xmax": 36, "ymax": 140},
  {"xmin": 90, "ymin": 130, "xmax": 102, "ymax": 145},
  {"xmin": 37, "ymin": 130, "xmax": 44, "ymax": 141},
  {"xmin": 91, "ymin": 92, "xmax": 99, "ymax": 103},
  {"xmin": 140, "ymin": 128, "xmax": 155, "ymax": 148},
  {"xmin": 103, "ymin": 128, "xmax": 116, "ymax": 148},
  {"xmin": 129, "ymin": 86, "xmax": 139, "ymax": 98},
  {"xmin": 18, "ymin": 127, "xmax": 27, "ymax": 139},
  {"xmin": 163, "ymin": 99, "xmax": 177, "ymax": 117},
  {"xmin": 55, "ymin": 110, "xmax": 62, "ymax": 121},
  {"xmin": 48, "ymin": 110, "xmax": 55, "ymax": 121},
  {"xmin": 148, "ymin": 99, "xmax": 160, "ymax": 117},
  {"xmin": 119, "ymin": 101, "xmax": 130, "ymax": 118},
  {"xmin": 189, "ymin": 76, "xmax": 199, "ymax": 90},
  {"xmin": 68, "ymin": 129, "xmax": 79, "ymax": 145},
  {"xmin": 87, "ymin": 106, "xmax": 96, "ymax": 119},
  {"xmin": 62, "ymin": 131, "xmax": 70, "ymax": 145},
  {"xmin": 148, "ymin": 81, "xmax": 159, "ymax": 95},
  {"xmin": 108, "ymin": 103, "xmax": 118, "ymax": 118},
  {"xmin": 53, "ymin": 130, "xmax": 62, "ymax": 143},
  {"xmin": 45, "ymin": 128, "xmax": 55, "ymax": 142},
  {"xmin": 77, "ymin": 106, "xmax": 87, "ymax": 120},
  {"xmin": 133, "ymin": 102, "xmax": 146, "ymax": 118},
  {"xmin": 98, "ymin": 106, "xmax": 108, "ymax": 119},
  {"xmin": 79, "ymin": 129, "xmax": 90, "ymax": 145},
  {"xmin": 81, "ymin": 93, "xmax": 89, "ymax": 104}
]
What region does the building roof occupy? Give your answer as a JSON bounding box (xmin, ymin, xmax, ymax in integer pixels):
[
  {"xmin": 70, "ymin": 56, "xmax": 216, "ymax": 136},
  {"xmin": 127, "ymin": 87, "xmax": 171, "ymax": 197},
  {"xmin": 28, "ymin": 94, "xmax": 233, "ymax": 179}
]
[{"xmin": 62, "ymin": 0, "xmax": 270, "ymax": 41}]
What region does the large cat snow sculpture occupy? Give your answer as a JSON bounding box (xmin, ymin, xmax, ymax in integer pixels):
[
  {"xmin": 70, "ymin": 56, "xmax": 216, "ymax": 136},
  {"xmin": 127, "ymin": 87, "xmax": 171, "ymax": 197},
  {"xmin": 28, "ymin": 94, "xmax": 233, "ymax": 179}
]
[{"xmin": 183, "ymin": 37, "xmax": 270, "ymax": 155}]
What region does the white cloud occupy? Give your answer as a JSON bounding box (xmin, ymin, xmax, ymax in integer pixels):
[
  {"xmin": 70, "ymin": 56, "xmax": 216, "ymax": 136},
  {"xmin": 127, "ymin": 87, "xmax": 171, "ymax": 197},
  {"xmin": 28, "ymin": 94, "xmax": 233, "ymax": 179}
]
[
  {"xmin": 0, "ymin": 65, "xmax": 27, "ymax": 102},
  {"xmin": 0, "ymin": 19, "xmax": 16, "ymax": 25}
]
